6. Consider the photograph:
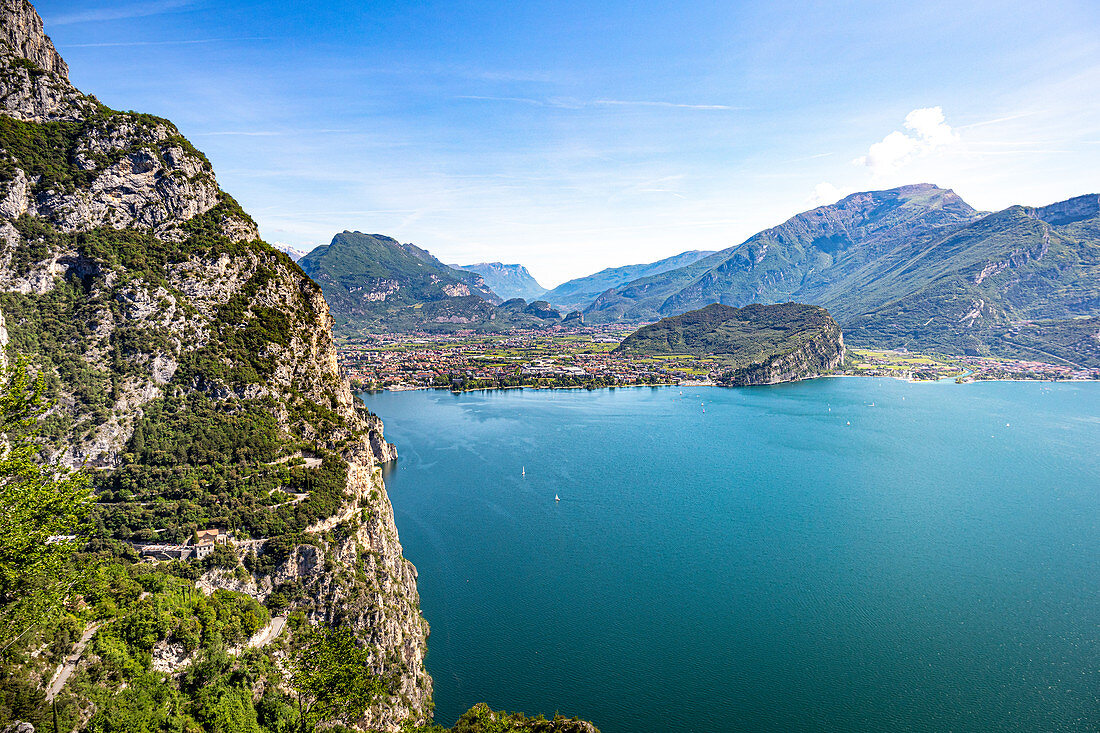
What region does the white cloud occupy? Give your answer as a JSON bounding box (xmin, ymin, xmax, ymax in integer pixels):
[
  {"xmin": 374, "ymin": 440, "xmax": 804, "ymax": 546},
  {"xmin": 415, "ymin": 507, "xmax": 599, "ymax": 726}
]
[
  {"xmin": 855, "ymin": 106, "xmax": 959, "ymax": 175},
  {"xmin": 808, "ymin": 182, "xmax": 851, "ymax": 206}
]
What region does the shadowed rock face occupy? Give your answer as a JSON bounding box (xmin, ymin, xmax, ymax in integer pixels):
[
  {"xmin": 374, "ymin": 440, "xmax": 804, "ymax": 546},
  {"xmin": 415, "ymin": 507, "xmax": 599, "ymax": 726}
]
[{"xmin": 0, "ymin": 1, "xmax": 430, "ymax": 728}]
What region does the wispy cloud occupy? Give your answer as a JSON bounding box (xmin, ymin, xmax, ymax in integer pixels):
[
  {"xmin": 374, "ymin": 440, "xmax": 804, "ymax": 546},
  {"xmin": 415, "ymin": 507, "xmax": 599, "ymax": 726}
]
[
  {"xmin": 956, "ymin": 111, "xmax": 1041, "ymax": 130},
  {"xmin": 964, "ymin": 149, "xmax": 1073, "ymax": 155},
  {"xmin": 49, "ymin": 0, "xmax": 195, "ymax": 25},
  {"xmin": 194, "ymin": 129, "xmax": 351, "ymax": 137},
  {"xmin": 65, "ymin": 37, "xmax": 273, "ymax": 48},
  {"xmin": 456, "ymin": 95, "xmax": 549, "ymax": 106},
  {"xmin": 786, "ymin": 152, "xmax": 834, "ymax": 163},
  {"xmin": 593, "ymin": 99, "xmax": 740, "ymax": 111},
  {"xmin": 456, "ymin": 96, "xmax": 739, "ymax": 111}
]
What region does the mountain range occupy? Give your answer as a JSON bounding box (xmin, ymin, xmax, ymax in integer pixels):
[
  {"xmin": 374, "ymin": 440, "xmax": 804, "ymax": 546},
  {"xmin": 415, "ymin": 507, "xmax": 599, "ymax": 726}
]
[
  {"xmin": 299, "ymin": 184, "xmax": 1099, "ymax": 366},
  {"xmin": 582, "ymin": 184, "xmax": 1100, "ymax": 366},
  {"xmin": 299, "ymin": 232, "xmax": 570, "ymax": 332},
  {"xmin": 540, "ymin": 249, "xmax": 716, "ymax": 313}
]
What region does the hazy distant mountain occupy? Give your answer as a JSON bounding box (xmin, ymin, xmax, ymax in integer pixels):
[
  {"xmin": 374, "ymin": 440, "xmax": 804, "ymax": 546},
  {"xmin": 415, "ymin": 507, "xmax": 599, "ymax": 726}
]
[
  {"xmin": 299, "ymin": 231, "xmax": 504, "ymax": 332},
  {"xmin": 452, "ymin": 262, "xmax": 546, "ymax": 301},
  {"xmin": 541, "ymin": 249, "xmax": 717, "ymax": 312},
  {"xmin": 584, "ymin": 184, "xmax": 1100, "ymax": 366}
]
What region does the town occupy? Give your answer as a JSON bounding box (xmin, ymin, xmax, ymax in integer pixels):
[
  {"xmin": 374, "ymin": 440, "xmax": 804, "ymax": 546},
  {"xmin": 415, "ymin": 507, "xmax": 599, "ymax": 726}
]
[{"xmin": 335, "ymin": 326, "xmax": 1100, "ymax": 391}]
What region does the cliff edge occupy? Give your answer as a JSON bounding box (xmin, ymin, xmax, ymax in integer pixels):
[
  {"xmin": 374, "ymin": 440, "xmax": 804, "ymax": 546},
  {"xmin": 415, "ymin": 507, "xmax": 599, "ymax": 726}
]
[{"xmin": 0, "ymin": 1, "xmax": 428, "ymax": 728}]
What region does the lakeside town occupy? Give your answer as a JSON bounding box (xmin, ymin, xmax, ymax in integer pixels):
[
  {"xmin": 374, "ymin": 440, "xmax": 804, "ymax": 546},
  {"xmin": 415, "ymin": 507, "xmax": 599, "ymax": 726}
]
[{"xmin": 335, "ymin": 325, "xmax": 1100, "ymax": 391}]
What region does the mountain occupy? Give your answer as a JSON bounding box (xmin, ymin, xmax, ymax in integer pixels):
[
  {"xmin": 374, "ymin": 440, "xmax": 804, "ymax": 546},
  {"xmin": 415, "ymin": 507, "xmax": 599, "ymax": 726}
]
[
  {"xmin": 452, "ymin": 261, "xmax": 546, "ymax": 301},
  {"xmin": 541, "ymin": 249, "xmax": 716, "ymax": 312},
  {"xmin": 615, "ymin": 302, "xmax": 845, "ymax": 385},
  {"xmin": 273, "ymin": 242, "xmax": 307, "ymax": 261},
  {"xmin": 586, "ymin": 185, "xmax": 1100, "ymax": 366},
  {"xmin": 0, "ymin": 2, "xmax": 431, "ymax": 729},
  {"xmin": 299, "ymin": 231, "xmax": 504, "ymax": 332},
  {"xmin": 831, "ymin": 195, "xmax": 1100, "ymax": 359},
  {"xmin": 585, "ymin": 184, "xmax": 979, "ymax": 322}
]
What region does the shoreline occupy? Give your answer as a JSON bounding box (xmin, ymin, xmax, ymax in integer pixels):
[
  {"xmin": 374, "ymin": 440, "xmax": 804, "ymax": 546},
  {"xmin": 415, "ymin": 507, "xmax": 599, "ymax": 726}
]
[{"xmin": 360, "ymin": 372, "xmax": 1098, "ymax": 395}]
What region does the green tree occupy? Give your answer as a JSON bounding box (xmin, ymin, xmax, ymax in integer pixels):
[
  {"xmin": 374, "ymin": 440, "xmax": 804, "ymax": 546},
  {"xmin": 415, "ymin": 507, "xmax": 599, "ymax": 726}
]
[
  {"xmin": 290, "ymin": 626, "xmax": 387, "ymax": 733},
  {"xmin": 0, "ymin": 360, "xmax": 93, "ymax": 652}
]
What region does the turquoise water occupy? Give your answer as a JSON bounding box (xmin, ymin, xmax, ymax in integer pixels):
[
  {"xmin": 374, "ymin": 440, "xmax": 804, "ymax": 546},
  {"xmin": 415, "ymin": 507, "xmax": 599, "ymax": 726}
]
[{"xmin": 362, "ymin": 380, "xmax": 1100, "ymax": 732}]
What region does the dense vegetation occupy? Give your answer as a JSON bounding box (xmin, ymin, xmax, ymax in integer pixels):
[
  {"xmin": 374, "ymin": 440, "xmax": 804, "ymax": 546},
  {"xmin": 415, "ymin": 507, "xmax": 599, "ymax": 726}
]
[
  {"xmin": 615, "ymin": 302, "xmax": 842, "ymax": 373},
  {"xmin": 0, "ymin": 106, "xmax": 212, "ymax": 195},
  {"xmin": 92, "ymin": 395, "xmax": 353, "ymax": 542},
  {"xmin": 412, "ymin": 704, "xmax": 598, "ymax": 733}
]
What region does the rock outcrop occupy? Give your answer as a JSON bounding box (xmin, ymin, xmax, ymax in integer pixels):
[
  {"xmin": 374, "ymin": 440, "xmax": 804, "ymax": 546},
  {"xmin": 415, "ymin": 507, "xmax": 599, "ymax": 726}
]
[
  {"xmin": 719, "ymin": 318, "xmax": 844, "ymax": 386},
  {"xmin": 616, "ymin": 302, "xmax": 845, "ymax": 386},
  {"xmin": 0, "ymin": 0, "xmax": 67, "ymax": 76}
]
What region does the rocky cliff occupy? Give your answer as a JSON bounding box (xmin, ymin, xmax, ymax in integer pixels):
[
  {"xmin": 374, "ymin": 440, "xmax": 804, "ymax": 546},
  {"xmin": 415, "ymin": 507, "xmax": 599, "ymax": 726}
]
[
  {"xmin": 717, "ymin": 318, "xmax": 844, "ymax": 386},
  {"xmin": 616, "ymin": 302, "xmax": 845, "ymax": 385},
  {"xmin": 0, "ymin": 1, "xmax": 429, "ymax": 728}
]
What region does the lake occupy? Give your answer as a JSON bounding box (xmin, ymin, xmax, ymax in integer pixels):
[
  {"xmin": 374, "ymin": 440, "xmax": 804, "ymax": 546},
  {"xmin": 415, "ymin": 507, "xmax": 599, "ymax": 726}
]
[{"xmin": 362, "ymin": 379, "xmax": 1099, "ymax": 732}]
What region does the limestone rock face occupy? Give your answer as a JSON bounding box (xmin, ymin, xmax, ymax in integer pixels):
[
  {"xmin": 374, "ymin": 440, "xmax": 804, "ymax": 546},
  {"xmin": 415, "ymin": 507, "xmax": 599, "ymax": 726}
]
[
  {"xmin": 0, "ymin": 0, "xmax": 68, "ymax": 76},
  {"xmin": 720, "ymin": 323, "xmax": 845, "ymax": 386}
]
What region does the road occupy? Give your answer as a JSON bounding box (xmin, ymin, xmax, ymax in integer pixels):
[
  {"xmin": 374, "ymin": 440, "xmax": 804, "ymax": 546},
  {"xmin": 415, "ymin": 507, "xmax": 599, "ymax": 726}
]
[{"xmin": 46, "ymin": 621, "xmax": 102, "ymax": 702}]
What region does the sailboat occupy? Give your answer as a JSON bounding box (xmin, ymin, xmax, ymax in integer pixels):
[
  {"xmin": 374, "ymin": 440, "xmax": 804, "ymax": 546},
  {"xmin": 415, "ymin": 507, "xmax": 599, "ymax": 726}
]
[{"xmin": 555, "ymin": 494, "xmax": 560, "ymax": 502}]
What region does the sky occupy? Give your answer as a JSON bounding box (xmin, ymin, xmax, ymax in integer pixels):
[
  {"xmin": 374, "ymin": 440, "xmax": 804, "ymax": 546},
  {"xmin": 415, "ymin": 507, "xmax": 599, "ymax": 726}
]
[{"xmin": 33, "ymin": 0, "xmax": 1100, "ymax": 287}]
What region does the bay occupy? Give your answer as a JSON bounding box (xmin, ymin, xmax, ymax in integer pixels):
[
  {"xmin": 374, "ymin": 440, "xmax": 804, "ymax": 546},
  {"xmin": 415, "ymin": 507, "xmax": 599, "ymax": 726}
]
[{"xmin": 362, "ymin": 379, "xmax": 1100, "ymax": 732}]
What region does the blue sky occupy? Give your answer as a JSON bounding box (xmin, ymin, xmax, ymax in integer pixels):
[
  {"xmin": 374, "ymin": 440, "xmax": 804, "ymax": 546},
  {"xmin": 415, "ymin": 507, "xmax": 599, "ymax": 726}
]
[{"xmin": 35, "ymin": 0, "xmax": 1100, "ymax": 286}]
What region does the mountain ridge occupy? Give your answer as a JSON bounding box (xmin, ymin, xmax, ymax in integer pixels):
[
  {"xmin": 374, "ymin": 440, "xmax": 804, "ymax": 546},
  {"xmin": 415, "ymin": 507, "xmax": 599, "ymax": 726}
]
[
  {"xmin": 584, "ymin": 184, "xmax": 1100, "ymax": 365},
  {"xmin": 542, "ymin": 249, "xmax": 717, "ymax": 313}
]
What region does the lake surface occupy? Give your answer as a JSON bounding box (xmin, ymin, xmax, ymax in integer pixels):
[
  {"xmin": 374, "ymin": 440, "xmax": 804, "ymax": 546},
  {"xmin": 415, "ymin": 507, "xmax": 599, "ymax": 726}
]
[{"xmin": 362, "ymin": 380, "xmax": 1100, "ymax": 732}]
